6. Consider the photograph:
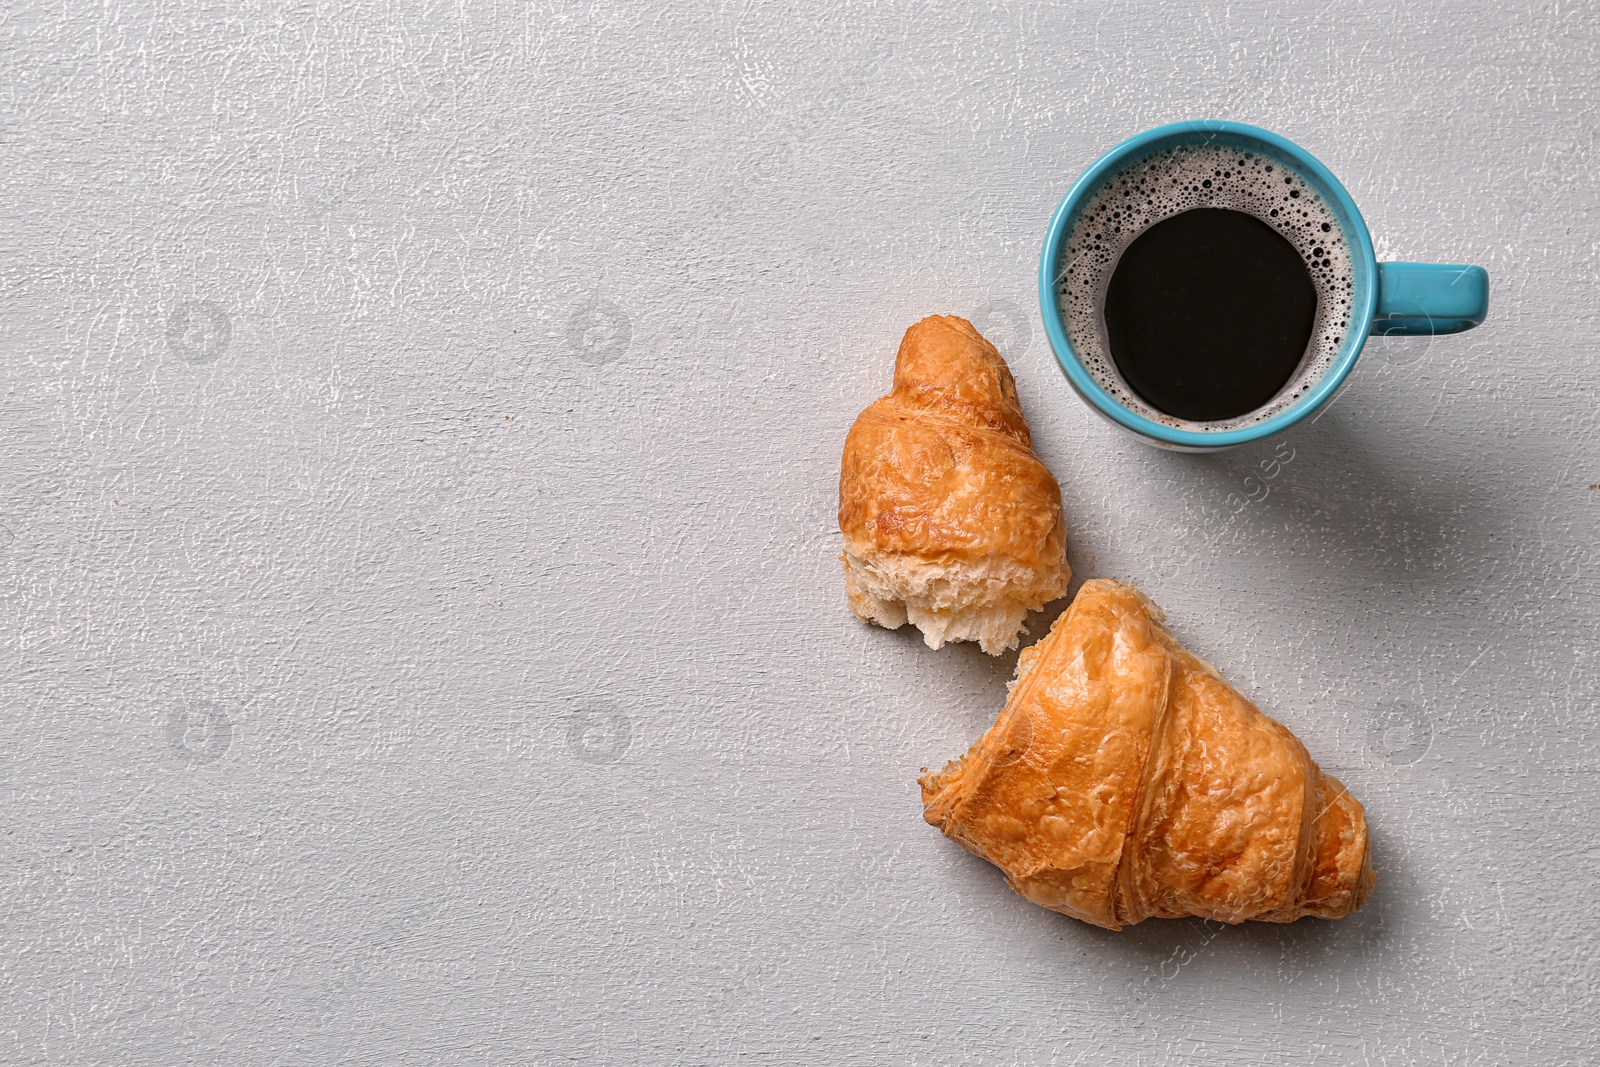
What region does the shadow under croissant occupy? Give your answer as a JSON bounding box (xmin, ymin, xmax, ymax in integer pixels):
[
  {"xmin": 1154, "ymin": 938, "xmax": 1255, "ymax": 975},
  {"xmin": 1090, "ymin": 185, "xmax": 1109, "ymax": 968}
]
[{"xmin": 937, "ymin": 821, "xmax": 1397, "ymax": 971}]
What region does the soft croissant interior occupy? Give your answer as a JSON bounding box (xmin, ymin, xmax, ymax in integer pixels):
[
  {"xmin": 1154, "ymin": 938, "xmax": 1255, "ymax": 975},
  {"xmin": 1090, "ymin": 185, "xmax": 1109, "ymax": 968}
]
[
  {"xmin": 838, "ymin": 315, "xmax": 1070, "ymax": 654},
  {"xmin": 921, "ymin": 579, "xmax": 1375, "ymax": 929}
]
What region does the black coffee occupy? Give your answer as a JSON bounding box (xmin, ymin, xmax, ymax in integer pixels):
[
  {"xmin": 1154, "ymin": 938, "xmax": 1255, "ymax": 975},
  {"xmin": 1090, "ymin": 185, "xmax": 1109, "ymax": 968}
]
[
  {"xmin": 1056, "ymin": 142, "xmax": 1354, "ymax": 430},
  {"xmin": 1103, "ymin": 208, "xmax": 1316, "ymax": 422}
]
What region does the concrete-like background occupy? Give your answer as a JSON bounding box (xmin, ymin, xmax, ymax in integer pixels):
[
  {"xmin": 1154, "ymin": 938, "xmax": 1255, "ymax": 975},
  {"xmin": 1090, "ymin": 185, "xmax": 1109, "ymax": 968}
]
[{"xmin": 3, "ymin": 2, "xmax": 1596, "ymax": 1064}]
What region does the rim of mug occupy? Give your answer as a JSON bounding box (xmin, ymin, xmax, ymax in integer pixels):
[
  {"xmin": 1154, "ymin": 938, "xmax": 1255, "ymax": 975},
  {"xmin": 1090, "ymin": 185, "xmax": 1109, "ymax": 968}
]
[{"xmin": 1037, "ymin": 120, "xmax": 1379, "ymax": 449}]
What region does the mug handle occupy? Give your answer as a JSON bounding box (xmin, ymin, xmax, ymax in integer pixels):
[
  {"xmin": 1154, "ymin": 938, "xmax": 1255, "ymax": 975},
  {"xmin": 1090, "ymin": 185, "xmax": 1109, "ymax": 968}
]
[{"xmin": 1373, "ymin": 262, "xmax": 1489, "ymax": 336}]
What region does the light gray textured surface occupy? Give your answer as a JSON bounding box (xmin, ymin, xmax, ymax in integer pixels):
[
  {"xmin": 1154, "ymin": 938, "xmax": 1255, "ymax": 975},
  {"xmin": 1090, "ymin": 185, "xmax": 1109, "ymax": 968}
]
[{"xmin": 3, "ymin": 2, "xmax": 1597, "ymax": 1064}]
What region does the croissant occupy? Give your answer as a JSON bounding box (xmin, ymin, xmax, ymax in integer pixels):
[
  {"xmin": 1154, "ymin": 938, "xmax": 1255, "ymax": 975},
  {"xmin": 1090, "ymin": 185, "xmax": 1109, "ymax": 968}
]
[
  {"xmin": 838, "ymin": 315, "xmax": 1070, "ymax": 655},
  {"xmin": 921, "ymin": 579, "xmax": 1374, "ymax": 929}
]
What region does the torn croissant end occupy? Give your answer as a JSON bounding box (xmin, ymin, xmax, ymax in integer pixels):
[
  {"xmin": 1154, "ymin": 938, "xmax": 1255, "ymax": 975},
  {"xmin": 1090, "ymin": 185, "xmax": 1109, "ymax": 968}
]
[
  {"xmin": 838, "ymin": 315, "xmax": 1070, "ymax": 655},
  {"xmin": 920, "ymin": 579, "xmax": 1375, "ymax": 929}
]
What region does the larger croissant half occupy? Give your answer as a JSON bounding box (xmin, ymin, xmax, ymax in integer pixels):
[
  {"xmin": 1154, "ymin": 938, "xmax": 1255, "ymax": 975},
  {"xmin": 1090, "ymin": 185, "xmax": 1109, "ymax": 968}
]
[
  {"xmin": 921, "ymin": 579, "xmax": 1374, "ymax": 929},
  {"xmin": 838, "ymin": 315, "xmax": 1070, "ymax": 655}
]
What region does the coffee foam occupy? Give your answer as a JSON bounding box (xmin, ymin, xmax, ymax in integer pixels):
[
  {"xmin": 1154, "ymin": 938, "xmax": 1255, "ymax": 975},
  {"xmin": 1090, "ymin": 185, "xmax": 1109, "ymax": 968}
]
[{"xmin": 1054, "ymin": 143, "xmax": 1354, "ymax": 432}]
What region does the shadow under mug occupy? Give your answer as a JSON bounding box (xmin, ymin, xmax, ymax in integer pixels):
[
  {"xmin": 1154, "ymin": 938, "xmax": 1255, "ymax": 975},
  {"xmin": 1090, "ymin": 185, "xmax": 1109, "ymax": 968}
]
[{"xmin": 1037, "ymin": 121, "xmax": 1489, "ymax": 451}]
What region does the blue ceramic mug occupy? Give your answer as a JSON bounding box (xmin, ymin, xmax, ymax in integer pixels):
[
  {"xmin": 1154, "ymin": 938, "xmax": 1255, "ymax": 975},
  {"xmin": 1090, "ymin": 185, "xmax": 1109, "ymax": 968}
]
[{"xmin": 1037, "ymin": 121, "xmax": 1488, "ymax": 451}]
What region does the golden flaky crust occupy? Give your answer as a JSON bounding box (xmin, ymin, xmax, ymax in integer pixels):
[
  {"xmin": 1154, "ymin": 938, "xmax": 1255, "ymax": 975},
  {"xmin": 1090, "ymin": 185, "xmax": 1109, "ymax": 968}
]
[
  {"xmin": 920, "ymin": 579, "xmax": 1375, "ymax": 929},
  {"xmin": 838, "ymin": 316, "xmax": 1070, "ymax": 654}
]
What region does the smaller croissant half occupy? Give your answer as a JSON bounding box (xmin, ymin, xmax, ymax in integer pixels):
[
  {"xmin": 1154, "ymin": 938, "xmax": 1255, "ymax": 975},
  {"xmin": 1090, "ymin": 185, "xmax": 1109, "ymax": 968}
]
[
  {"xmin": 838, "ymin": 315, "xmax": 1070, "ymax": 655},
  {"xmin": 921, "ymin": 579, "xmax": 1374, "ymax": 929}
]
